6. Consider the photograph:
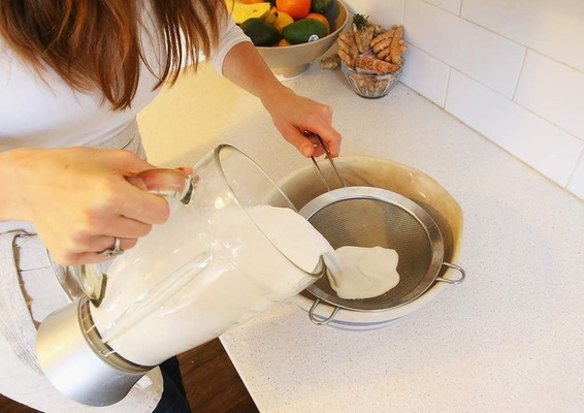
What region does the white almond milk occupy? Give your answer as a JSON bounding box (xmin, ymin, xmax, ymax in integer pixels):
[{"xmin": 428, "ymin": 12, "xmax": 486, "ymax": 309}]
[
  {"xmin": 324, "ymin": 246, "xmax": 400, "ymax": 300},
  {"xmin": 90, "ymin": 201, "xmax": 400, "ymax": 366},
  {"xmin": 91, "ymin": 204, "xmax": 332, "ymax": 366}
]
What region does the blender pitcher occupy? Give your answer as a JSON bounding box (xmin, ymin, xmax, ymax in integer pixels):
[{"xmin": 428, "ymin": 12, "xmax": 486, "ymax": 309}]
[{"xmin": 36, "ymin": 145, "xmax": 328, "ymax": 406}]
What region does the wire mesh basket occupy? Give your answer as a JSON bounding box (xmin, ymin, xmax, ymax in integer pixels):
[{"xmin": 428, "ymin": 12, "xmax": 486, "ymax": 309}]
[{"xmin": 295, "ymin": 135, "xmax": 465, "ymax": 324}]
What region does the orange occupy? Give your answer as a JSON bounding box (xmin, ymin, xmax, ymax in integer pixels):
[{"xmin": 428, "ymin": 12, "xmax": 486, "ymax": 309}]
[
  {"xmin": 240, "ymin": 0, "xmax": 265, "ymax": 4},
  {"xmin": 277, "ymin": 38, "xmax": 292, "ymax": 47},
  {"xmin": 305, "ymin": 12, "xmax": 330, "ymax": 34},
  {"xmin": 276, "ymin": 0, "xmax": 311, "ymax": 20}
]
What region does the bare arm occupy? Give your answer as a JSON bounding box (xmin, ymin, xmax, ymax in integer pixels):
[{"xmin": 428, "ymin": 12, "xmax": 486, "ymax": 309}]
[{"xmin": 221, "ymin": 41, "xmax": 342, "ymax": 157}]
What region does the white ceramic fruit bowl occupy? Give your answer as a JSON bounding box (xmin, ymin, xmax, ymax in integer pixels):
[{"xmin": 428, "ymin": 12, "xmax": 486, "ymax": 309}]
[{"xmin": 256, "ymin": 0, "xmax": 348, "ymax": 80}]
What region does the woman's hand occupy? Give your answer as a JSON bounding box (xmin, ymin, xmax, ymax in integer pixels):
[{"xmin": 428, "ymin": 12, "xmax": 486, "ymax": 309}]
[
  {"xmin": 221, "ymin": 42, "xmax": 342, "ymax": 157},
  {"xmin": 1, "ymin": 147, "xmax": 179, "ymax": 265},
  {"xmin": 261, "ymin": 86, "xmax": 342, "ymax": 158}
]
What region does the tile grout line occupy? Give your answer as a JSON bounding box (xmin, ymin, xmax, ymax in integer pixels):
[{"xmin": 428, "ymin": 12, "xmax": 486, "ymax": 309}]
[
  {"xmin": 442, "ymin": 67, "xmax": 453, "ymax": 109},
  {"xmin": 418, "ymin": 0, "xmax": 584, "ymax": 74},
  {"xmin": 404, "ymin": 42, "xmax": 584, "ymax": 143},
  {"xmin": 565, "ymin": 146, "xmax": 584, "ymax": 191},
  {"xmin": 511, "ymin": 47, "xmax": 528, "ymax": 101},
  {"xmin": 402, "ymin": 80, "xmax": 583, "ymax": 201}
]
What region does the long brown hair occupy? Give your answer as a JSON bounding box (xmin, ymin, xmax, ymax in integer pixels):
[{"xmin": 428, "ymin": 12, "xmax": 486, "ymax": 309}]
[{"xmin": 0, "ymin": 0, "xmax": 227, "ymax": 109}]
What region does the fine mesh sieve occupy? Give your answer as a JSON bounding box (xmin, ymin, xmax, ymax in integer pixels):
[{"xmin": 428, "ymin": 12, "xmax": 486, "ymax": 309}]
[
  {"xmin": 300, "ymin": 186, "xmax": 464, "ymax": 310},
  {"xmin": 297, "ymin": 136, "xmax": 465, "ymax": 324}
]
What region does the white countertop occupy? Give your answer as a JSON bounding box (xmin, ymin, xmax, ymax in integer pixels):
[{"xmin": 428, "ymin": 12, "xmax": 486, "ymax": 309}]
[{"xmin": 138, "ymin": 62, "xmax": 584, "ymax": 413}]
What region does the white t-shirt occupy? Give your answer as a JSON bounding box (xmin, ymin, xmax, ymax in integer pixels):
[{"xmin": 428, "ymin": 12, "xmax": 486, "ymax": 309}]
[
  {"xmin": 0, "ymin": 3, "xmax": 250, "ymax": 151},
  {"xmin": 0, "ymin": 4, "xmax": 250, "ymax": 413}
]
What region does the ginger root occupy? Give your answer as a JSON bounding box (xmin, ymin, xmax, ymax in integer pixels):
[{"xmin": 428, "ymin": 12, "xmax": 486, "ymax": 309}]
[{"xmin": 320, "ymin": 54, "xmax": 341, "ymax": 70}]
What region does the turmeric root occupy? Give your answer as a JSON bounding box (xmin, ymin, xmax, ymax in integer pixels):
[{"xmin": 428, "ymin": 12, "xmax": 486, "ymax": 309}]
[
  {"xmin": 355, "ymin": 55, "xmax": 401, "ymax": 74},
  {"xmin": 376, "ymin": 47, "xmax": 391, "ymax": 61},
  {"xmin": 337, "ymin": 31, "xmax": 359, "ymax": 67},
  {"xmin": 389, "ymin": 25, "xmax": 407, "ymax": 65},
  {"xmin": 370, "ymin": 30, "xmax": 393, "ymax": 53},
  {"xmin": 338, "ymin": 50, "xmax": 355, "ymax": 67},
  {"xmin": 327, "ymin": 16, "xmax": 407, "ymax": 76},
  {"xmin": 338, "ymin": 32, "xmax": 359, "ymax": 56}
]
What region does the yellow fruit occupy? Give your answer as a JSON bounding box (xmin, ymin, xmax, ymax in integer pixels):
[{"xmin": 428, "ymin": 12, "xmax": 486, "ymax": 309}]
[
  {"xmin": 273, "ymin": 11, "xmax": 294, "ymax": 33},
  {"xmin": 225, "ymin": 0, "xmax": 271, "ymax": 25},
  {"xmin": 263, "ymin": 6, "xmax": 278, "ymax": 24}
]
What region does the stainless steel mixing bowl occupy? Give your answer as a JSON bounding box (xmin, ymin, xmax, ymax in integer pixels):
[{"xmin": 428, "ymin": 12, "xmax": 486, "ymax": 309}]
[{"xmin": 277, "ymin": 156, "xmax": 466, "ymax": 325}]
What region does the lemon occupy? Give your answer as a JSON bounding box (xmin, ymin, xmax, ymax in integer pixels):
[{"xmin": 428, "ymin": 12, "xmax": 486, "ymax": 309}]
[
  {"xmin": 273, "ymin": 11, "xmax": 294, "ymax": 33},
  {"xmin": 263, "ymin": 6, "xmax": 278, "ymax": 24}
]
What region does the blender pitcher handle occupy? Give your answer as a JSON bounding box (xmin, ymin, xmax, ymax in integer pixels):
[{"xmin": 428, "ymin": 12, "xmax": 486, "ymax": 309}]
[
  {"xmin": 128, "ymin": 168, "xmax": 194, "ymax": 205},
  {"xmin": 72, "ymin": 168, "xmax": 195, "ymax": 306}
]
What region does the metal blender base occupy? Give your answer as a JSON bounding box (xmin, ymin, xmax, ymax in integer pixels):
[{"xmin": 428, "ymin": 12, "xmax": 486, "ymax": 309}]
[{"xmin": 36, "ymin": 297, "xmax": 153, "ymax": 406}]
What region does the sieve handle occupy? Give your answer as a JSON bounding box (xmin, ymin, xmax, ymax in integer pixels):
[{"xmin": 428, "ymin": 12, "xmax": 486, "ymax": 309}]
[
  {"xmin": 305, "ymin": 131, "xmax": 347, "ymax": 189},
  {"xmin": 435, "ymin": 262, "xmax": 466, "ymax": 284},
  {"xmin": 308, "ymin": 299, "xmax": 340, "ymax": 325}
]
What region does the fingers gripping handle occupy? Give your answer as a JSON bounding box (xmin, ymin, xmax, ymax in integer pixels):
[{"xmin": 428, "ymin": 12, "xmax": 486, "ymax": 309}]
[
  {"xmin": 128, "ymin": 168, "xmax": 194, "ymax": 204},
  {"xmin": 80, "ymin": 169, "xmax": 194, "ymax": 307},
  {"xmin": 99, "ymin": 169, "xmax": 211, "ymax": 343}
]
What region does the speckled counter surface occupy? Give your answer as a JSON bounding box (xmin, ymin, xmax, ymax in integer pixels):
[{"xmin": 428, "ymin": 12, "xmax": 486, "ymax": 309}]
[{"xmin": 138, "ymin": 62, "xmax": 584, "ymax": 413}]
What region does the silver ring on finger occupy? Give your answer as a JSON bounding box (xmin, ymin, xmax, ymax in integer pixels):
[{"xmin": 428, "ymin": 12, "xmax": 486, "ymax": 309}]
[{"xmin": 100, "ymin": 237, "xmax": 125, "ymax": 258}]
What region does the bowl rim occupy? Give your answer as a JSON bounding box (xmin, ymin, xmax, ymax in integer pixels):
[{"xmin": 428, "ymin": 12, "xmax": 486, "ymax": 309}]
[{"xmin": 256, "ymin": 0, "xmax": 349, "ymax": 50}]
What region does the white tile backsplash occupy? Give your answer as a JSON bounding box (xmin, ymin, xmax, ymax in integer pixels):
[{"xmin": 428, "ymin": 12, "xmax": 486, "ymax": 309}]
[
  {"xmin": 445, "ymin": 70, "xmax": 584, "ymax": 186},
  {"xmin": 345, "ymin": 0, "xmax": 584, "ymax": 197},
  {"xmin": 400, "ymin": 44, "xmax": 451, "ymax": 106},
  {"xmin": 461, "ymin": 0, "xmax": 584, "ymax": 71},
  {"xmin": 342, "ymin": 0, "xmax": 403, "ymax": 27},
  {"xmin": 422, "ymin": 0, "xmax": 461, "ymax": 15},
  {"xmin": 514, "ymin": 51, "xmax": 584, "ymax": 141},
  {"xmin": 567, "ymin": 155, "xmax": 584, "ymax": 200},
  {"xmin": 404, "ymin": 0, "xmax": 525, "ymax": 97}
]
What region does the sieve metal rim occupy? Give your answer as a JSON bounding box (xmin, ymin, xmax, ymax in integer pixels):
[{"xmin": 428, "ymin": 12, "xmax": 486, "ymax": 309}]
[{"xmin": 299, "ymin": 186, "xmax": 449, "ymax": 313}]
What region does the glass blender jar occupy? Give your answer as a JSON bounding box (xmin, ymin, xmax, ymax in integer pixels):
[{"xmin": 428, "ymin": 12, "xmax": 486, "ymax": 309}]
[{"xmin": 36, "ymin": 145, "xmax": 329, "ymax": 406}]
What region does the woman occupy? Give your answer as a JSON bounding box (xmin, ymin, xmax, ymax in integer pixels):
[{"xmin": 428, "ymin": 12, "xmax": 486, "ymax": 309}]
[{"xmin": 0, "ymin": 1, "xmax": 341, "ymax": 411}]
